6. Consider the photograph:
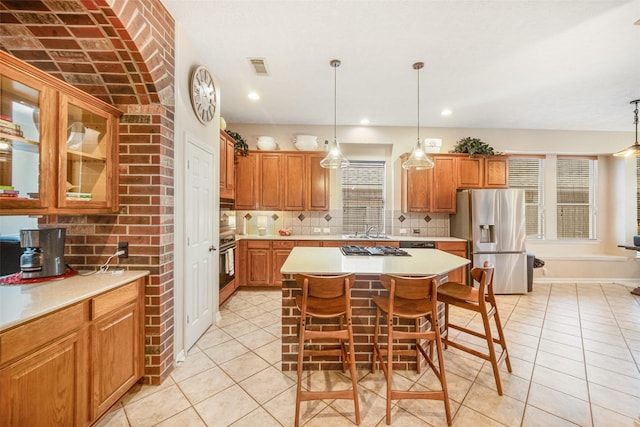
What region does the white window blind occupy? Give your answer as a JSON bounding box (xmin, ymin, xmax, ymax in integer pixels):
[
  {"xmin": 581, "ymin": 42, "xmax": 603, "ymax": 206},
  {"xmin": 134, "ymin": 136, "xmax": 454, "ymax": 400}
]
[
  {"xmin": 508, "ymin": 157, "xmax": 544, "ymax": 238},
  {"xmin": 341, "ymin": 161, "xmax": 385, "ymax": 234},
  {"xmin": 556, "ymin": 157, "xmax": 597, "ymax": 239}
]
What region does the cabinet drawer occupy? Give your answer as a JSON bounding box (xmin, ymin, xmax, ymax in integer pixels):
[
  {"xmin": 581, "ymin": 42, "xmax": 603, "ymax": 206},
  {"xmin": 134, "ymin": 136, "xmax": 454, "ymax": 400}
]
[
  {"xmin": 0, "ymin": 302, "xmax": 85, "ymax": 364},
  {"xmin": 247, "ymin": 240, "xmax": 271, "ymax": 249},
  {"xmin": 91, "ymin": 281, "xmax": 139, "ymax": 319},
  {"xmin": 272, "ymin": 240, "xmax": 295, "ymax": 249},
  {"xmin": 436, "ymin": 241, "xmax": 467, "ymax": 252}
]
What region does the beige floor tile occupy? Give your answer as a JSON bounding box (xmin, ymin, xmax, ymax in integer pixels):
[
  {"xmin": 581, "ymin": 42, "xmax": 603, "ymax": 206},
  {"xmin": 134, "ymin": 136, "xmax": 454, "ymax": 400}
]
[
  {"xmin": 216, "ymin": 310, "xmax": 245, "ymax": 327},
  {"xmin": 505, "ymin": 341, "xmax": 537, "ymax": 363},
  {"xmin": 176, "ymin": 366, "xmax": 235, "ymax": 404},
  {"xmin": 219, "ymin": 351, "xmax": 270, "ymax": 382},
  {"xmin": 416, "ymin": 369, "xmax": 473, "ymax": 404},
  {"xmin": 537, "ymin": 338, "xmax": 584, "ymax": 362},
  {"xmin": 460, "ymin": 382, "xmax": 525, "ymax": 426},
  {"xmin": 153, "ymin": 408, "xmax": 206, "ymax": 427},
  {"xmin": 503, "ymin": 329, "xmax": 540, "ymax": 349},
  {"xmin": 262, "ymin": 386, "xmax": 327, "ymax": 426},
  {"xmin": 194, "ymin": 384, "xmax": 260, "ymax": 426},
  {"xmin": 248, "ymin": 311, "xmax": 280, "ymax": 328},
  {"xmin": 223, "ymin": 318, "xmax": 265, "ymax": 338},
  {"xmin": 480, "ymin": 354, "xmax": 533, "ymax": 381},
  {"xmin": 591, "ymin": 403, "xmax": 638, "ymax": 427},
  {"xmin": 506, "ymin": 312, "xmax": 544, "ymax": 327},
  {"xmin": 521, "ymin": 405, "xmax": 580, "ymax": 427},
  {"xmin": 542, "ymin": 319, "xmax": 581, "ymax": 337},
  {"xmin": 584, "ymin": 350, "xmax": 640, "ymax": 379},
  {"xmin": 504, "ymin": 319, "xmax": 542, "ymax": 337},
  {"xmin": 253, "ymin": 339, "xmax": 282, "ymax": 365},
  {"xmin": 202, "ymin": 338, "xmax": 250, "ymax": 365},
  {"xmin": 588, "ymin": 382, "xmax": 640, "ymax": 419},
  {"xmin": 581, "ymin": 328, "xmax": 626, "ymax": 346},
  {"xmin": 440, "ymin": 351, "xmax": 484, "ymax": 381},
  {"xmin": 120, "ymin": 375, "xmax": 176, "ymax": 405},
  {"xmin": 535, "ymin": 350, "xmax": 586, "ymax": 379},
  {"xmin": 94, "ymin": 405, "xmax": 129, "ymax": 427},
  {"xmin": 526, "ymin": 383, "xmax": 591, "ymax": 426},
  {"xmin": 194, "ymin": 326, "xmax": 234, "ymax": 350},
  {"xmin": 540, "ymin": 328, "xmax": 583, "ymax": 348},
  {"xmin": 531, "ymin": 365, "xmax": 589, "ymax": 401},
  {"xmin": 475, "ymin": 366, "xmax": 531, "ymax": 402},
  {"xmin": 544, "ymin": 312, "xmax": 580, "ymax": 327},
  {"xmin": 263, "ymin": 321, "xmax": 282, "ymax": 337},
  {"xmin": 454, "ymin": 405, "xmax": 510, "ymax": 427},
  {"xmin": 229, "ymin": 406, "xmax": 282, "ymax": 427},
  {"xmin": 587, "ymin": 365, "xmax": 640, "ymax": 398},
  {"xmin": 235, "ymin": 328, "xmax": 278, "ymax": 350},
  {"xmin": 332, "ymin": 386, "xmax": 385, "ymax": 426},
  {"xmin": 238, "ymin": 365, "xmax": 295, "ymax": 404},
  {"xmin": 170, "ymin": 351, "xmax": 217, "ymax": 383},
  {"xmin": 396, "ymin": 385, "xmax": 461, "ymax": 427},
  {"xmin": 580, "ymin": 318, "xmax": 623, "ymax": 335},
  {"xmin": 582, "ymin": 337, "xmax": 633, "ymax": 360},
  {"xmin": 124, "ymin": 384, "xmax": 192, "ymax": 427}
]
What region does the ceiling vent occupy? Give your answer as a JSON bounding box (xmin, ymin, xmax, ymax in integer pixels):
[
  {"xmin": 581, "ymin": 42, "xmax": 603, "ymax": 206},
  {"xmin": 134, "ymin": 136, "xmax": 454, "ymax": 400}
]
[{"xmin": 249, "ymin": 58, "xmax": 270, "ymax": 76}]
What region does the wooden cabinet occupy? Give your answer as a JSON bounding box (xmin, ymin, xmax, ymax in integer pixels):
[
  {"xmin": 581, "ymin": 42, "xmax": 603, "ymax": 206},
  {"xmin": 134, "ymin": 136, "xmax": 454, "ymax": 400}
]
[
  {"xmin": 0, "ymin": 278, "xmax": 145, "ymax": 427},
  {"xmin": 401, "ymin": 154, "xmax": 457, "ymax": 213},
  {"xmin": 220, "ymin": 131, "xmax": 235, "ymax": 199},
  {"xmin": 436, "ymin": 241, "xmax": 468, "ymax": 285},
  {"xmin": 272, "ymin": 240, "xmax": 295, "ymax": 286},
  {"xmin": 0, "ymin": 50, "xmax": 121, "ymax": 215},
  {"xmin": 484, "ymin": 156, "xmax": 508, "ymax": 187},
  {"xmin": 456, "ymin": 155, "xmax": 508, "ymax": 189},
  {"xmin": 235, "ymin": 151, "xmax": 330, "ymax": 211},
  {"xmin": 246, "ymin": 240, "xmax": 272, "ymax": 285}
]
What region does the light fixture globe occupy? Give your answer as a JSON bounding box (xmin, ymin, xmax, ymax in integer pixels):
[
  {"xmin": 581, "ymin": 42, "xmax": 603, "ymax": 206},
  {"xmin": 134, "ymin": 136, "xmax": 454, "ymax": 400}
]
[
  {"xmin": 402, "ymin": 62, "xmax": 434, "ymax": 170},
  {"xmin": 614, "ymin": 99, "xmax": 640, "ymax": 157},
  {"xmin": 320, "ymin": 59, "xmax": 350, "ymax": 169}
]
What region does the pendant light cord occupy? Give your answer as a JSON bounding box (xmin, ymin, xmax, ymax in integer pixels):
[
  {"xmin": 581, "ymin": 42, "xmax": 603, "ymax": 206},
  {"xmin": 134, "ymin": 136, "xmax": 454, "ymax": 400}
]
[
  {"xmin": 633, "ymin": 100, "xmax": 639, "ymax": 144},
  {"xmin": 413, "ymin": 62, "xmax": 424, "ymax": 145},
  {"xmin": 331, "ymin": 59, "xmax": 341, "ymax": 142}
]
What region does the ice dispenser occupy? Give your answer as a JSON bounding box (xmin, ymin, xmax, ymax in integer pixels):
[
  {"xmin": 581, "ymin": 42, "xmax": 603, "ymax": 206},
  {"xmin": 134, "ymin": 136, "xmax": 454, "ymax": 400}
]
[{"xmin": 479, "ymin": 224, "xmax": 495, "ymax": 243}]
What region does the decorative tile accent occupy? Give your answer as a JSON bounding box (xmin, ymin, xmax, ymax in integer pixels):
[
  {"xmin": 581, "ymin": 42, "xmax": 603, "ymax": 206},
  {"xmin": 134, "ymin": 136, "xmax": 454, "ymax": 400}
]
[
  {"xmin": 221, "ymin": 213, "xmax": 228, "ymax": 220},
  {"xmin": 424, "ymin": 215, "xmax": 432, "ymax": 223},
  {"xmin": 244, "ymin": 213, "xmax": 252, "ymax": 220},
  {"xmin": 271, "ymin": 214, "xmax": 279, "ymax": 221},
  {"xmin": 324, "ymin": 214, "xmax": 332, "ymax": 222},
  {"xmin": 297, "ymin": 213, "xmax": 305, "ymax": 222},
  {"xmin": 398, "ymin": 215, "xmax": 406, "ymax": 223}
]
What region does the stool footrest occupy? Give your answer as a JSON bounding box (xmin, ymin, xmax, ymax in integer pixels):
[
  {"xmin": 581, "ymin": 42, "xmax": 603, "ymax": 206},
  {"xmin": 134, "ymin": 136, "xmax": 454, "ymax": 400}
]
[
  {"xmin": 391, "ymin": 390, "xmax": 446, "ymax": 401},
  {"xmin": 299, "ymin": 389, "xmax": 356, "ymax": 401}
]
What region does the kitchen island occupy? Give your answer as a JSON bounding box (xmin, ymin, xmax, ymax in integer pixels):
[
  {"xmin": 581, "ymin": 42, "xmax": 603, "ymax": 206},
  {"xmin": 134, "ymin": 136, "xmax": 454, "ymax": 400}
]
[{"xmin": 280, "ymin": 247, "xmax": 469, "ymax": 371}]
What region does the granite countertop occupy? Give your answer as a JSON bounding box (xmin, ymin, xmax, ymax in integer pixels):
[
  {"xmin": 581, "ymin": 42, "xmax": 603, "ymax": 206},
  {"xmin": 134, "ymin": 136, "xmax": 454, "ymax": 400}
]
[
  {"xmin": 280, "ymin": 247, "xmax": 469, "ymax": 276},
  {"xmin": 236, "ymin": 234, "xmax": 466, "ymax": 242},
  {"xmin": 0, "ymin": 270, "xmax": 149, "ymax": 333}
]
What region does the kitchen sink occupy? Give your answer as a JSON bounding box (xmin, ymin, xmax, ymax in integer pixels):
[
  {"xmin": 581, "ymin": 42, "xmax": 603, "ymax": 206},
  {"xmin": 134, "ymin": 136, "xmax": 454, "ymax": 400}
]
[{"xmin": 342, "ymin": 234, "xmax": 392, "ymax": 240}]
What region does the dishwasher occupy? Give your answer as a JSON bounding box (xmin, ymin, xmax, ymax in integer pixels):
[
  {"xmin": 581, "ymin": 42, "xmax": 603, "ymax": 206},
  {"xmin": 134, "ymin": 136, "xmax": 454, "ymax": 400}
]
[{"xmin": 399, "ymin": 241, "xmax": 436, "ymax": 249}]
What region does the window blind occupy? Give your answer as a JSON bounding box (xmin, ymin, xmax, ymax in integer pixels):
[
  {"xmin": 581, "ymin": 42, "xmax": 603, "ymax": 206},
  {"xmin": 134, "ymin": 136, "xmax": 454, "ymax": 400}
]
[
  {"xmin": 556, "ymin": 157, "xmax": 596, "ymax": 239},
  {"xmin": 341, "ymin": 161, "xmax": 385, "ymax": 234},
  {"xmin": 508, "ymin": 157, "xmax": 544, "ymax": 238}
]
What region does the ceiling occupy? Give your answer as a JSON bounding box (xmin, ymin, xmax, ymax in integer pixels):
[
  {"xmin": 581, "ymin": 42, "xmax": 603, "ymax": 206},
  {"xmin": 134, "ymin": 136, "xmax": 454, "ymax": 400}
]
[{"xmin": 161, "ymin": 0, "xmax": 640, "ymax": 132}]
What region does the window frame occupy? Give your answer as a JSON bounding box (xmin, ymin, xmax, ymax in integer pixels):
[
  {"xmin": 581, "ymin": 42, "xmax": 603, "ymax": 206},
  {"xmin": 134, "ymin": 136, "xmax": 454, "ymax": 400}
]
[
  {"xmin": 507, "ymin": 155, "xmax": 545, "ymax": 239},
  {"xmin": 555, "ymin": 155, "xmax": 597, "ymax": 240},
  {"xmin": 340, "ymin": 160, "xmax": 386, "ymax": 235}
]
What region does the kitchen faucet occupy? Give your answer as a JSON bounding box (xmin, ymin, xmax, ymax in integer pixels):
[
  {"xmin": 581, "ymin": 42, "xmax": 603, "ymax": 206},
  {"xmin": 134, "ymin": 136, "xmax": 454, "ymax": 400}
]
[{"xmin": 365, "ymin": 225, "xmax": 377, "ymax": 238}]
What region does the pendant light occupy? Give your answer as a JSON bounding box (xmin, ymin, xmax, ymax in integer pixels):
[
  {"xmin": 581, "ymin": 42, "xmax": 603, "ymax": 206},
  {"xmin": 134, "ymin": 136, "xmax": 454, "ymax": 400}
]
[
  {"xmin": 613, "ymin": 99, "xmax": 640, "ymax": 157},
  {"xmin": 402, "ymin": 62, "xmax": 434, "ymax": 170},
  {"xmin": 320, "ymin": 59, "xmax": 349, "ymax": 169}
]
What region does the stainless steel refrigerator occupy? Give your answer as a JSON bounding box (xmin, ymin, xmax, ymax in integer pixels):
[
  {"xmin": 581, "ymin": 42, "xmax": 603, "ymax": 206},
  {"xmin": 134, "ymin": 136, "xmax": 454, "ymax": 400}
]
[{"xmin": 450, "ymin": 189, "xmax": 528, "ymax": 294}]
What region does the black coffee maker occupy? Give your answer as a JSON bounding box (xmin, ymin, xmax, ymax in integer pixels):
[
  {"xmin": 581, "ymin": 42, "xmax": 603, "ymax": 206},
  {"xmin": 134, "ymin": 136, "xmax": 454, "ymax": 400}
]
[{"xmin": 19, "ymin": 228, "xmax": 66, "ymax": 279}]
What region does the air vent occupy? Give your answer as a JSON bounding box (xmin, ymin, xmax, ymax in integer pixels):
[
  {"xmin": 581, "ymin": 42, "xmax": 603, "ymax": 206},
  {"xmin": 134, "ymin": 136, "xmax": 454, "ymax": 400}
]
[{"xmin": 249, "ymin": 58, "xmax": 270, "ymax": 76}]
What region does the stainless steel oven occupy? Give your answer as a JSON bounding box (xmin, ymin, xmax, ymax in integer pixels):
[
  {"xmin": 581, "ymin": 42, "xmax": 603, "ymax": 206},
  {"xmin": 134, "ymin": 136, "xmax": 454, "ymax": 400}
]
[{"xmin": 219, "ymin": 198, "xmax": 236, "ymax": 289}]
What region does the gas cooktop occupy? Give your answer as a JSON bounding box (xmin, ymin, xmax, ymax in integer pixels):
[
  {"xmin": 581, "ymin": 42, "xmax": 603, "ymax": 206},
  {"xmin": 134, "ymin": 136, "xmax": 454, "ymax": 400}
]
[{"xmin": 340, "ymin": 245, "xmax": 411, "ymax": 257}]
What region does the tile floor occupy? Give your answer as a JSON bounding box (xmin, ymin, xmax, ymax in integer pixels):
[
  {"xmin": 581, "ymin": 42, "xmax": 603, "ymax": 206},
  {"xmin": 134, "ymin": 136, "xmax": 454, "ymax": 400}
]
[{"xmin": 98, "ymin": 282, "xmax": 640, "ymax": 426}]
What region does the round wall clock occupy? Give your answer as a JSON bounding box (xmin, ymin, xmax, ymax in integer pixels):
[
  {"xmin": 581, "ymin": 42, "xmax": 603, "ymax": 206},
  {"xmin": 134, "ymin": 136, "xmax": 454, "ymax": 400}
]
[{"xmin": 189, "ymin": 65, "xmax": 217, "ymax": 124}]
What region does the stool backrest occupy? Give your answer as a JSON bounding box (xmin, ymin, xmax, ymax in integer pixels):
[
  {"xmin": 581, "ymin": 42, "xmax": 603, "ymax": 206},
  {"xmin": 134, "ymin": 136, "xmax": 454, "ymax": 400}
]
[
  {"xmin": 295, "ymin": 273, "xmax": 356, "ymax": 299},
  {"xmin": 470, "ymin": 261, "xmax": 495, "ymax": 295},
  {"xmin": 380, "ymin": 274, "xmax": 438, "ymax": 301}
]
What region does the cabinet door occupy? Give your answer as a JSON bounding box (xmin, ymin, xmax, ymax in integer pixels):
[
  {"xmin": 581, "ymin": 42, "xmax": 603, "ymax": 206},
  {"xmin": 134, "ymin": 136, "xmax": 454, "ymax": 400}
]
[
  {"xmin": 484, "ymin": 156, "xmax": 508, "ymax": 188},
  {"xmin": 247, "ymin": 248, "xmax": 271, "ymax": 285},
  {"xmin": 436, "ymin": 242, "xmax": 468, "ymax": 285},
  {"xmin": 225, "ymin": 137, "xmax": 235, "ymax": 196},
  {"xmin": 406, "ymin": 167, "xmax": 432, "ymax": 212},
  {"xmin": 307, "ymin": 153, "xmax": 330, "ymax": 211},
  {"xmin": 235, "ymin": 154, "xmax": 257, "ymax": 209},
  {"xmin": 219, "ymin": 133, "xmax": 227, "ymax": 192},
  {"xmin": 57, "ymin": 93, "xmax": 119, "ymax": 213},
  {"xmin": 273, "ymin": 249, "xmax": 293, "ymax": 286},
  {"xmin": 283, "ymin": 153, "xmax": 305, "ymax": 210},
  {"xmin": 0, "ymin": 330, "xmax": 87, "ymax": 427},
  {"xmin": 258, "ymin": 153, "xmax": 282, "ymax": 210},
  {"xmin": 431, "ymin": 156, "xmax": 457, "ymax": 213},
  {"xmin": 457, "ymin": 157, "xmax": 483, "ymax": 189},
  {"xmin": 91, "ymin": 301, "xmax": 141, "ymax": 418}
]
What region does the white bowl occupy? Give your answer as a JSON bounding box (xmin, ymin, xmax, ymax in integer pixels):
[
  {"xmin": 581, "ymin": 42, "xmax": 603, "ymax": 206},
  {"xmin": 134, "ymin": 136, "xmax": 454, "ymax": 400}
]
[
  {"xmin": 257, "ymin": 136, "xmax": 277, "ymax": 150},
  {"xmin": 294, "ymin": 134, "xmax": 318, "ymax": 150}
]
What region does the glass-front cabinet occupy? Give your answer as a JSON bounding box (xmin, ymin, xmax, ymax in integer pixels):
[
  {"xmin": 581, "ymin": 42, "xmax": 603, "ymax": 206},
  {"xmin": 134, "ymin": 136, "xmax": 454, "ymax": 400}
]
[{"xmin": 0, "ymin": 51, "xmax": 121, "ymax": 215}]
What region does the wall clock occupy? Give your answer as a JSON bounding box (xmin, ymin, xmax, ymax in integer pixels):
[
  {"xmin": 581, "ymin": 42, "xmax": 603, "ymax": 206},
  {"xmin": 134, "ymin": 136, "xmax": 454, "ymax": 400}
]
[{"xmin": 189, "ymin": 65, "xmax": 217, "ymax": 124}]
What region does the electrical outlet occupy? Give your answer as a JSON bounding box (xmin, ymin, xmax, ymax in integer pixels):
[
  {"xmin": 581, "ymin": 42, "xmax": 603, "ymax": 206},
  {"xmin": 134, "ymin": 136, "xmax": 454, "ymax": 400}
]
[
  {"xmin": 399, "ymin": 228, "xmax": 407, "ymax": 235},
  {"xmin": 313, "ymin": 228, "xmax": 321, "ymax": 233},
  {"xmin": 117, "ymin": 241, "xmax": 129, "ymax": 258},
  {"xmin": 323, "ymin": 228, "xmax": 330, "ymax": 233},
  {"xmin": 413, "ymin": 229, "xmax": 420, "ymax": 235}
]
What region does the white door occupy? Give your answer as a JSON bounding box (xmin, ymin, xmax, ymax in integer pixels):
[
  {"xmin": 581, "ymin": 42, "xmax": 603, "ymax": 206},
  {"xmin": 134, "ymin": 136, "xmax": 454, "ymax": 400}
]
[{"xmin": 185, "ymin": 140, "xmax": 216, "ymax": 349}]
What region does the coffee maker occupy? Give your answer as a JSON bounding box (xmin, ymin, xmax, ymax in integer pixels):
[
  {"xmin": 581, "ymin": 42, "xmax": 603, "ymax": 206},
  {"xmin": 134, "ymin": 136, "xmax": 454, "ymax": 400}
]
[{"xmin": 20, "ymin": 228, "xmax": 66, "ymax": 279}]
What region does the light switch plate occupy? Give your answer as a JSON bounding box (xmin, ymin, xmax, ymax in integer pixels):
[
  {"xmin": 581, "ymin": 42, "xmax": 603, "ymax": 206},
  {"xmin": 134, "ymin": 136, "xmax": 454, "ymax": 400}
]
[
  {"xmin": 323, "ymin": 228, "xmax": 330, "ymax": 233},
  {"xmin": 313, "ymin": 228, "xmax": 321, "ymax": 233}
]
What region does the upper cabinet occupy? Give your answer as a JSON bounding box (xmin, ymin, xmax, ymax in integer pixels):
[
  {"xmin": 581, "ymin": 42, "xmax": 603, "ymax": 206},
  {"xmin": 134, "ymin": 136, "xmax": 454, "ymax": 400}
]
[
  {"xmin": 235, "ymin": 151, "xmax": 330, "ymax": 211},
  {"xmin": 220, "ymin": 130, "xmax": 235, "ymax": 200},
  {"xmin": 0, "ymin": 52, "xmax": 122, "ymax": 215},
  {"xmin": 401, "ymin": 154, "xmax": 457, "ymax": 213},
  {"xmin": 456, "ymin": 154, "xmax": 508, "ymax": 189}
]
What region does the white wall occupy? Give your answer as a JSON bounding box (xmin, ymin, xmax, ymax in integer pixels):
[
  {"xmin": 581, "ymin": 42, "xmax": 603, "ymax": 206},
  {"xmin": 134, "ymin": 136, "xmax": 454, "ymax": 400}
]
[
  {"xmin": 229, "ymin": 123, "xmax": 640, "ymax": 281},
  {"xmin": 173, "ymin": 24, "xmax": 221, "ymax": 362}
]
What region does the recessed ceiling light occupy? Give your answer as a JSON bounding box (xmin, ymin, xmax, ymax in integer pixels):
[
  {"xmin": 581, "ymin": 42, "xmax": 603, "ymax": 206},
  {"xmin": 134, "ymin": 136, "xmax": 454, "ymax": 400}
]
[
  {"xmin": 248, "ymin": 92, "xmax": 260, "ymax": 100},
  {"xmin": 441, "ymin": 109, "xmax": 452, "ymax": 116},
  {"xmin": 360, "ymin": 118, "xmax": 370, "ymax": 125}
]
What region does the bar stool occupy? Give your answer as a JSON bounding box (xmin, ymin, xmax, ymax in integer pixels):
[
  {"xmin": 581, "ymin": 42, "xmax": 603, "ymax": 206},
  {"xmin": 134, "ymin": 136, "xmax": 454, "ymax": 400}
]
[
  {"xmin": 437, "ymin": 261, "xmax": 512, "ymax": 395},
  {"xmin": 372, "ymin": 274, "xmax": 452, "ymax": 426},
  {"xmin": 294, "ymin": 273, "xmax": 360, "ymax": 426}
]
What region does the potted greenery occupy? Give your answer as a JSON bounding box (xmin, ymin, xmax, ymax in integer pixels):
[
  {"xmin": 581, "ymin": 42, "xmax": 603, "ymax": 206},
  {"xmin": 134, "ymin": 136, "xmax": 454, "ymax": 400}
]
[
  {"xmin": 450, "ymin": 137, "xmax": 498, "ymax": 158},
  {"xmin": 226, "ymin": 130, "xmax": 249, "ymax": 157}
]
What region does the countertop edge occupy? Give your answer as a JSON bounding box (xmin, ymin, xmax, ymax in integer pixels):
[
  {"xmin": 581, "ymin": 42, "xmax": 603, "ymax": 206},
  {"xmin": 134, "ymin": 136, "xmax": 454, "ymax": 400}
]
[{"xmin": 235, "ymin": 234, "xmax": 466, "ymax": 242}]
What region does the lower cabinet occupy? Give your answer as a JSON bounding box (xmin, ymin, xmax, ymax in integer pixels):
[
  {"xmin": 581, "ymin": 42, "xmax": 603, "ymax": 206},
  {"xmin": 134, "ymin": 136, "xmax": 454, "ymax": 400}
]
[
  {"xmin": 272, "ymin": 241, "xmax": 295, "ymax": 286},
  {"xmin": 246, "ymin": 240, "xmax": 272, "ymax": 285},
  {"xmin": 0, "ymin": 277, "xmax": 145, "ymax": 426},
  {"xmin": 436, "ymin": 241, "xmax": 468, "ymax": 285}
]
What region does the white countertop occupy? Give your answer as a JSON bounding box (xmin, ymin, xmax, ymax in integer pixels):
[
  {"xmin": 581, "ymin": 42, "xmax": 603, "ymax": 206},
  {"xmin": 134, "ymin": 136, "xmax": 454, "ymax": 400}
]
[
  {"xmin": 0, "ymin": 270, "xmax": 149, "ymax": 333},
  {"xmin": 280, "ymin": 247, "xmax": 469, "ymax": 275},
  {"xmin": 237, "ymin": 234, "xmax": 466, "ymax": 242}
]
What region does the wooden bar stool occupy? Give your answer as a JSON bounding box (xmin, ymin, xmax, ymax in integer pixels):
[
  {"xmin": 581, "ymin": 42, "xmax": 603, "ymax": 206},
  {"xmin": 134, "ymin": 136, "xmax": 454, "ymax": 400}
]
[
  {"xmin": 437, "ymin": 261, "xmax": 512, "ymax": 395},
  {"xmin": 294, "ymin": 273, "xmax": 360, "ymax": 426},
  {"xmin": 372, "ymin": 274, "xmax": 452, "ymax": 426}
]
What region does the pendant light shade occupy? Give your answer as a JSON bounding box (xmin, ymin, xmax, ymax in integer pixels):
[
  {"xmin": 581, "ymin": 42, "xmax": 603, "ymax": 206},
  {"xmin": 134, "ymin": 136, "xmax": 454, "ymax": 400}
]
[
  {"xmin": 613, "ymin": 99, "xmax": 640, "ymax": 157},
  {"xmin": 402, "ymin": 62, "xmax": 434, "ymax": 170},
  {"xmin": 320, "ymin": 59, "xmax": 350, "ymax": 169}
]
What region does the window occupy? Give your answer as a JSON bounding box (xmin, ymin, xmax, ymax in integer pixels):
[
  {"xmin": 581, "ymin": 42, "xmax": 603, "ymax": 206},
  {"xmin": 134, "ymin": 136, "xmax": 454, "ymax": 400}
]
[
  {"xmin": 556, "ymin": 156, "xmax": 597, "ymax": 239},
  {"xmin": 341, "ymin": 161, "xmax": 385, "ymax": 234},
  {"xmin": 508, "ymin": 157, "xmax": 544, "ymax": 238}
]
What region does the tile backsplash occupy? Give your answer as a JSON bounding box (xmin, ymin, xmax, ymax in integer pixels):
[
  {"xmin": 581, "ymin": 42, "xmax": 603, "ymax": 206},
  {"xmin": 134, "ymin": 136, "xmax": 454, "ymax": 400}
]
[{"xmin": 233, "ymin": 210, "xmax": 450, "ymax": 237}]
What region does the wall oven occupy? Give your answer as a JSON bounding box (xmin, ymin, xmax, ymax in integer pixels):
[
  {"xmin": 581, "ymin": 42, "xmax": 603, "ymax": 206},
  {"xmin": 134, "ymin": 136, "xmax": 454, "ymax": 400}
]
[{"xmin": 219, "ymin": 198, "xmax": 236, "ymax": 290}]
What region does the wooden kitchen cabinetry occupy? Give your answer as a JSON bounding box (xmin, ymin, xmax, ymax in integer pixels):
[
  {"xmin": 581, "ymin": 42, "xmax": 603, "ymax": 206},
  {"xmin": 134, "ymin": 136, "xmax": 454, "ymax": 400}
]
[
  {"xmin": 0, "ymin": 50, "xmax": 121, "ymax": 215},
  {"xmin": 235, "ymin": 151, "xmax": 330, "ymax": 211},
  {"xmin": 272, "ymin": 240, "xmax": 295, "ymax": 286},
  {"xmin": 220, "ymin": 130, "xmax": 235, "ymax": 199},
  {"xmin": 246, "ymin": 240, "xmax": 272, "ymax": 286},
  {"xmin": 400, "ymin": 154, "xmax": 457, "ymax": 213},
  {"xmin": 436, "ymin": 241, "xmax": 468, "ymax": 284},
  {"xmin": 456, "ymin": 155, "xmax": 508, "ymax": 189},
  {"xmin": 0, "ymin": 278, "xmax": 145, "ymax": 426}
]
